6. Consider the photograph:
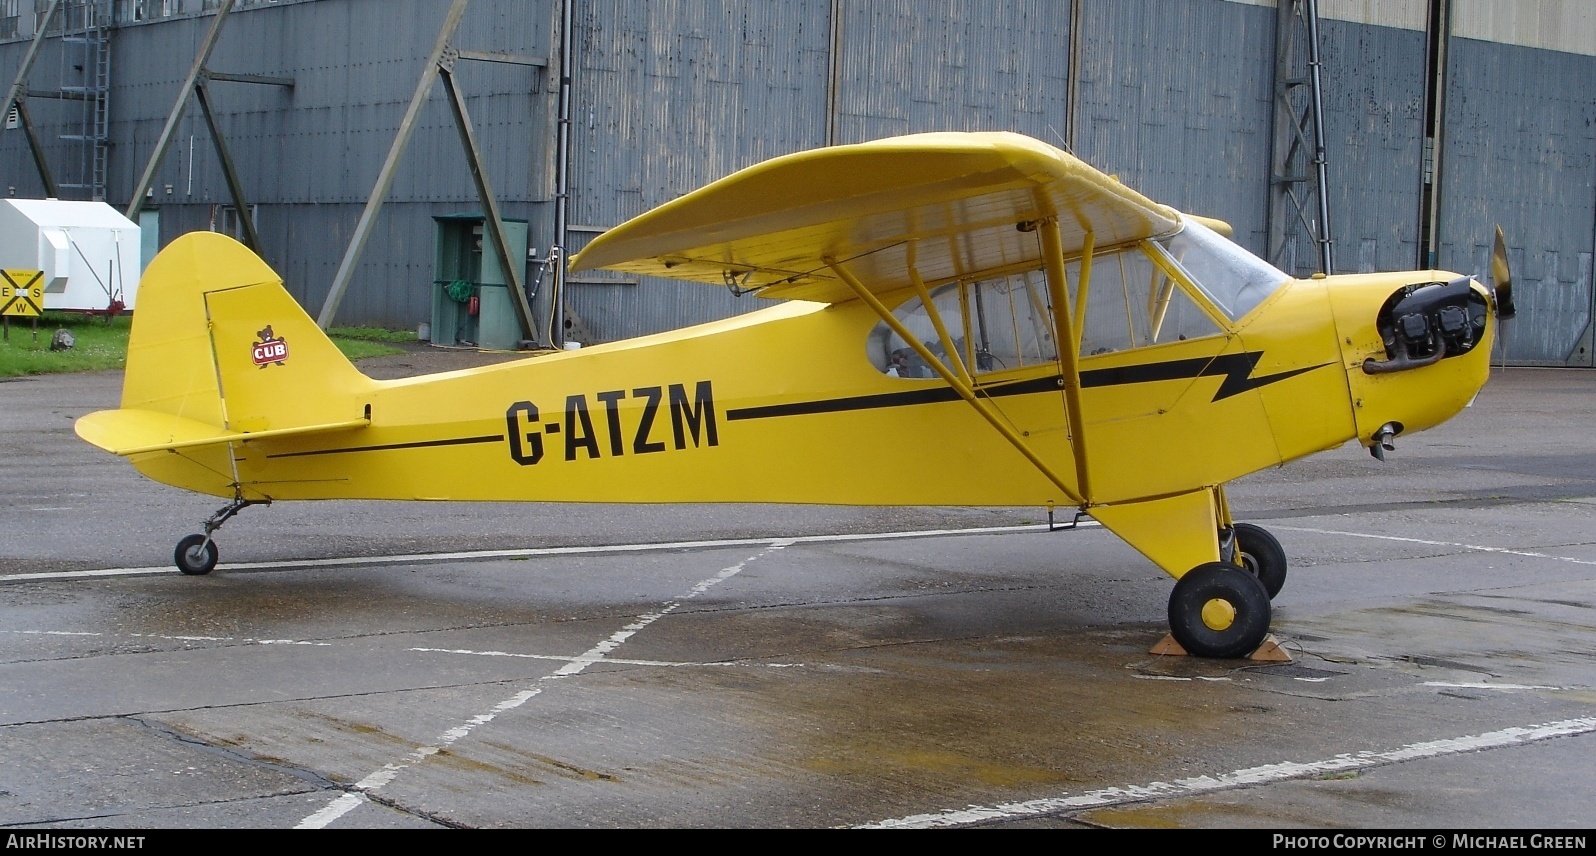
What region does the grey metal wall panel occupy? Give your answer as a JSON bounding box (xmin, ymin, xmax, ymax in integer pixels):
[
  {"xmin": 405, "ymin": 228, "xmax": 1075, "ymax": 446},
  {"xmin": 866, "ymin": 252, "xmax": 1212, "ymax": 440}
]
[
  {"xmin": 1314, "ymin": 17, "xmax": 1427, "ymax": 275},
  {"xmin": 830, "ymin": 0, "xmax": 1071, "ymax": 145},
  {"xmin": 1438, "ymin": 36, "xmax": 1596, "ymax": 366},
  {"xmin": 570, "ymin": 0, "xmax": 830, "ymax": 223},
  {"xmin": 1074, "ymin": 0, "xmax": 1274, "ymax": 257},
  {"xmin": 565, "ymin": 0, "xmax": 830, "ymax": 341},
  {"xmin": 70, "ymin": 0, "xmax": 553, "ymax": 326},
  {"xmin": 0, "ymin": 15, "xmax": 108, "ymax": 197},
  {"xmin": 4, "ymin": 0, "xmax": 1593, "ymax": 360}
]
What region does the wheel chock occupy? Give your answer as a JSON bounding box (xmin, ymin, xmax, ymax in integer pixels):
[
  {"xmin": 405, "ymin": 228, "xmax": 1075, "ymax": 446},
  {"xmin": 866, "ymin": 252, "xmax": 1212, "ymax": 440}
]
[
  {"xmin": 1247, "ymin": 634, "xmax": 1293, "ymax": 663},
  {"xmin": 1149, "ymin": 633, "xmax": 1294, "ymax": 662},
  {"xmin": 1149, "ymin": 634, "xmax": 1187, "ymax": 656}
]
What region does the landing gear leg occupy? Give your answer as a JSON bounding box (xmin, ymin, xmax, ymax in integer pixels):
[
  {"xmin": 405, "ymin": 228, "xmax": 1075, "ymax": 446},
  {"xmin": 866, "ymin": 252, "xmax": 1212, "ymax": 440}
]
[
  {"xmin": 1232, "ymin": 522, "xmax": 1287, "ymax": 599},
  {"xmin": 1213, "ymin": 485, "xmax": 1288, "ymax": 600},
  {"xmin": 174, "ymin": 496, "xmax": 265, "ymax": 576}
]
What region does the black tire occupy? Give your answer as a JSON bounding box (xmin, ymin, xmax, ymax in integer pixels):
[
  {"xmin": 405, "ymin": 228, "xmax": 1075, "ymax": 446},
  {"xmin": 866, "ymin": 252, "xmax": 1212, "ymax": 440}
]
[
  {"xmin": 1233, "ymin": 522, "xmax": 1287, "ymax": 599},
  {"xmin": 1167, "ymin": 562, "xmax": 1272, "ymax": 659},
  {"xmin": 175, "ymin": 534, "xmax": 218, "ymax": 576}
]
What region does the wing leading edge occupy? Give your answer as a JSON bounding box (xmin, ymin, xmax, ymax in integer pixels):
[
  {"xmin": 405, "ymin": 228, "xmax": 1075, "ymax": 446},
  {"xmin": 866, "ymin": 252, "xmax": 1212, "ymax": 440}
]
[{"xmin": 569, "ymin": 132, "xmax": 1183, "ymax": 303}]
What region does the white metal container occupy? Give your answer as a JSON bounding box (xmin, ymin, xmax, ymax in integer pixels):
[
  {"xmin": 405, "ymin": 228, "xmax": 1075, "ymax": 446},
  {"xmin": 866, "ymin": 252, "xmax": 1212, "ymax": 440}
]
[{"xmin": 0, "ymin": 199, "xmax": 142, "ymax": 312}]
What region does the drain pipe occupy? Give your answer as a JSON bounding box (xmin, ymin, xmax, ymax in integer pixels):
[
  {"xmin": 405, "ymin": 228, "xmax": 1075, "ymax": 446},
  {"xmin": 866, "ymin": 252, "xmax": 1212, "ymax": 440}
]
[
  {"xmin": 825, "ymin": 0, "xmax": 841, "ymax": 146},
  {"xmin": 1306, "ymin": 0, "xmax": 1333, "ymax": 274},
  {"xmin": 550, "ymin": 0, "xmax": 574, "ymax": 347}
]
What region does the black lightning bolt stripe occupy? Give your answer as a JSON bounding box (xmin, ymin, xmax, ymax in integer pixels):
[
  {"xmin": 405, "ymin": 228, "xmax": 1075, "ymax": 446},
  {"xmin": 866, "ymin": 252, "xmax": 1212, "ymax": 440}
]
[
  {"xmin": 265, "ymin": 434, "xmax": 504, "ymax": 459},
  {"xmin": 725, "ymin": 376, "xmax": 1062, "ymax": 421},
  {"xmin": 1080, "ymin": 352, "xmax": 1329, "ymax": 402},
  {"xmin": 727, "ymin": 352, "xmax": 1329, "ymax": 421}
]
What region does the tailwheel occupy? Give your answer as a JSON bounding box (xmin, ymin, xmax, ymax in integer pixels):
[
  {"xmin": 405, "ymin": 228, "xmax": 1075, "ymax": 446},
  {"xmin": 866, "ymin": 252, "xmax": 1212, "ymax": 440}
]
[
  {"xmin": 172, "ymin": 495, "xmax": 263, "ymax": 576},
  {"xmin": 175, "ymin": 534, "xmax": 219, "ymax": 576},
  {"xmin": 1167, "ymin": 562, "xmax": 1272, "ymax": 659},
  {"xmin": 1233, "ymin": 522, "xmax": 1287, "ymax": 600}
]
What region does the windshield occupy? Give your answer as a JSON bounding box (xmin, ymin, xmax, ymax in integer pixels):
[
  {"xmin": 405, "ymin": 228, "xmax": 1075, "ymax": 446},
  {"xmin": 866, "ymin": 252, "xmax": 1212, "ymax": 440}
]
[{"xmin": 1154, "ymin": 217, "xmax": 1288, "ymax": 321}]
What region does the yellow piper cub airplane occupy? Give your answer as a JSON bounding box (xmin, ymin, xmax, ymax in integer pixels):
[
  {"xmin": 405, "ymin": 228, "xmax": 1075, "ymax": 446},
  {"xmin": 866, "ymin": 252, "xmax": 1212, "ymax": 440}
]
[{"xmin": 76, "ymin": 132, "xmax": 1513, "ymax": 659}]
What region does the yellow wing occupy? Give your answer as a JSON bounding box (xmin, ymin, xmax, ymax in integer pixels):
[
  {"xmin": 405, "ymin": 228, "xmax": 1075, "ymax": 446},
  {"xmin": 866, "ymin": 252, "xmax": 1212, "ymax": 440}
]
[{"xmin": 569, "ymin": 131, "xmax": 1182, "ymax": 303}]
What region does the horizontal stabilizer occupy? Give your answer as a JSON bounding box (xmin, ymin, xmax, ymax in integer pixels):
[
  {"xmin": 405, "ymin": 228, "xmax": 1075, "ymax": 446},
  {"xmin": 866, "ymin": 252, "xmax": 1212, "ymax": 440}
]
[{"xmin": 75, "ymin": 407, "xmax": 368, "ymax": 457}]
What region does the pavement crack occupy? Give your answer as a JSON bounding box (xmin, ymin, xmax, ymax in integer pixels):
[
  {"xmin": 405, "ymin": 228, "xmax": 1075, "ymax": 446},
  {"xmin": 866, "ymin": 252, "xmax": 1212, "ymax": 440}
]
[
  {"xmin": 360, "ymin": 791, "xmax": 471, "ymax": 829},
  {"xmin": 127, "ymin": 715, "xmax": 343, "ymax": 791}
]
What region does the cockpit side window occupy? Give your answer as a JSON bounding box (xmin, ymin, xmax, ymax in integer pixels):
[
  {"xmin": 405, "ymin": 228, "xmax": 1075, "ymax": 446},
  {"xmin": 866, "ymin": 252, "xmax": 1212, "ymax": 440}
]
[
  {"xmin": 867, "ymin": 269, "xmax": 1058, "ymax": 379},
  {"xmin": 867, "ymin": 236, "xmax": 1244, "ymax": 377},
  {"xmin": 1068, "ymin": 244, "xmax": 1223, "ymax": 356}
]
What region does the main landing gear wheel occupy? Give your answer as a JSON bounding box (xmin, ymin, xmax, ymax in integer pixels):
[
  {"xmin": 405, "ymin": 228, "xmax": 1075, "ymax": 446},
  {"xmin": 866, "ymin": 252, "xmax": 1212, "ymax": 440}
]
[
  {"xmin": 1167, "ymin": 562, "xmax": 1272, "ymax": 659},
  {"xmin": 1233, "ymin": 522, "xmax": 1287, "ymax": 599},
  {"xmin": 175, "ymin": 534, "xmax": 219, "ymax": 576}
]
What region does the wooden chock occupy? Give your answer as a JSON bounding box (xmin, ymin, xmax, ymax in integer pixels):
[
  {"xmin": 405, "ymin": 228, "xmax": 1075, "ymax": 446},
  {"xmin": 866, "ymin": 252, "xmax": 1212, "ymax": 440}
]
[
  {"xmin": 1148, "ymin": 633, "xmax": 1292, "ymax": 662},
  {"xmin": 1247, "ymin": 633, "xmax": 1293, "ymax": 663},
  {"xmin": 1149, "ymin": 634, "xmax": 1187, "ymax": 656}
]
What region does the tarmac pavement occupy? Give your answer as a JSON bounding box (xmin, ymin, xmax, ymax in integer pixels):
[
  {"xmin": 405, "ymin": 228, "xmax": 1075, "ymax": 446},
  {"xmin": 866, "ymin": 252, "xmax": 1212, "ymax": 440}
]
[{"xmin": 0, "ymin": 364, "xmax": 1592, "ymax": 830}]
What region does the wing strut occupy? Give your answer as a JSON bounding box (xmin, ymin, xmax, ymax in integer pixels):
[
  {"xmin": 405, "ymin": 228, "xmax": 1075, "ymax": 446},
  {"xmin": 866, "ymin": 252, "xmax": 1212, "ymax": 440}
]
[
  {"xmin": 1069, "ymin": 230, "xmax": 1095, "ymax": 355},
  {"xmin": 1038, "ymin": 217, "xmax": 1095, "ymax": 503},
  {"xmin": 907, "ymin": 268, "xmax": 974, "ymax": 387},
  {"xmin": 824, "ymin": 257, "xmax": 1086, "ymax": 506}
]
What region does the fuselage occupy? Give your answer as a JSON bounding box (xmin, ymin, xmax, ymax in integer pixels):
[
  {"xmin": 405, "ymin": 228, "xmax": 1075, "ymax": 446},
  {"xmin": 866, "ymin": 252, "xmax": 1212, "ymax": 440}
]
[{"xmin": 128, "ymin": 267, "xmax": 1494, "ymax": 509}]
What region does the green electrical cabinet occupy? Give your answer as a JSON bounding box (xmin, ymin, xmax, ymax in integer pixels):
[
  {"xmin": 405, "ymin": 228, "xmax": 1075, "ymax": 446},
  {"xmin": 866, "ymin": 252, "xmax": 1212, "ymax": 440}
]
[{"xmin": 432, "ymin": 214, "xmax": 528, "ymax": 350}]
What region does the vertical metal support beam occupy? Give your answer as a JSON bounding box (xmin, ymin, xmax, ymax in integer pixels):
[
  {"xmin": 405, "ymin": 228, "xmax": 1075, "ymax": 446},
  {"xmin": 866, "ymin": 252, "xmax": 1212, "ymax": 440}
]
[
  {"xmin": 825, "ymin": 0, "xmax": 843, "ymax": 147},
  {"xmin": 1038, "ymin": 217, "xmax": 1093, "ymax": 504},
  {"xmin": 1583, "ymin": 175, "xmax": 1596, "ymax": 365},
  {"xmin": 124, "ymin": 0, "xmax": 237, "ymax": 220},
  {"xmin": 1267, "ymin": 0, "xmax": 1302, "ymax": 272},
  {"xmin": 1, "ymin": 0, "xmax": 63, "ymax": 142},
  {"xmin": 1305, "ymin": 0, "xmax": 1333, "ymax": 274},
  {"xmin": 318, "ymin": 0, "xmax": 471, "ymax": 329},
  {"xmin": 1418, "ymin": 0, "xmax": 1451, "ymax": 270},
  {"xmin": 194, "ymin": 78, "xmax": 261, "ymax": 252},
  {"xmin": 15, "ymin": 100, "xmax": 60, "ymax": 198},
  {"xmin": 439, "ymin": 61, "xmax": 537, "ymax": 340},
  {"xmin": 550, "ymin": 0, "xmax": 575, "ymax": 346},
  {"xmin": 1064, "ymin": 0, "xmax": 1083, "ymax": 152},
  {"xmin": 3, "ymin": 0, "xmax": 64, "ymax": 195},
  {"xmin": 1583, "ymin": 171, "xmax": 1596, "ymax": 366},
  {"xmin": 1266, "ymin": 0, "xmax": 1333, "ymax": 276}
]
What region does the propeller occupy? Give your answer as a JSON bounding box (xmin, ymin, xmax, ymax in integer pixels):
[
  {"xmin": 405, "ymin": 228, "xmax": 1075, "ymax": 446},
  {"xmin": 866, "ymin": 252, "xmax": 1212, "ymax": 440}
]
[{"xmin": 1490, "ymin": 226, "xmax": 1516, "ymax": 319}]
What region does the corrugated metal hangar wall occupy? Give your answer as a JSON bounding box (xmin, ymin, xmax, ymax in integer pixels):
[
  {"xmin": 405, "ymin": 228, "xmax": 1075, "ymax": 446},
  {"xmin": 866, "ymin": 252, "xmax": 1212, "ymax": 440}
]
[{"xmin": 2, "ymin": 0, "xmax": 1592, "ymax": 364}]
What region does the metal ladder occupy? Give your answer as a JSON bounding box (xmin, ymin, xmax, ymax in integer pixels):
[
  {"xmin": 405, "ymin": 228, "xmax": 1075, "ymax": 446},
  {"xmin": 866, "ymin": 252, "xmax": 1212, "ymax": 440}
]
[
  {"xmin": 57, "ymin": 0, "xmax": 110, "ymax": 201},
  {"xmin": 1266, "ymin": 0, "xmax": 1333, "ymax": 277}
]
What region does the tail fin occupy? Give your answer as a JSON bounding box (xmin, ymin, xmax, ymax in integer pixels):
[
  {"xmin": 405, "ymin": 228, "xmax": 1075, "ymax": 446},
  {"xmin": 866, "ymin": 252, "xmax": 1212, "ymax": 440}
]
[{"xmin": 76, "ymin": 233, "xmax": 373, "ymax": 493}]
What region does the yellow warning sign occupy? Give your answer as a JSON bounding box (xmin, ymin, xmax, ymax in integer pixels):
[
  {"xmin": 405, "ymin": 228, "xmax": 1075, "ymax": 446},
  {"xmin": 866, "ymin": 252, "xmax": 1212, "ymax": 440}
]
[{"xmin": 1, "ymin": 270, "xmax": 45, "ymax": 318}]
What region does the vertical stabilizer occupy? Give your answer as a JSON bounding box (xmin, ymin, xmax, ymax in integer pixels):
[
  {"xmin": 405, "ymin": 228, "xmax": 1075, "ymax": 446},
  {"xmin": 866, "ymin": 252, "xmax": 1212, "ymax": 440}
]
[
  {"xmin": 77, "ymin": 232, "xmax": 374, "ymax": 498},
  {"xmin": 122, "ymin": 232, "xmax": 372, "ymax": 433}
]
